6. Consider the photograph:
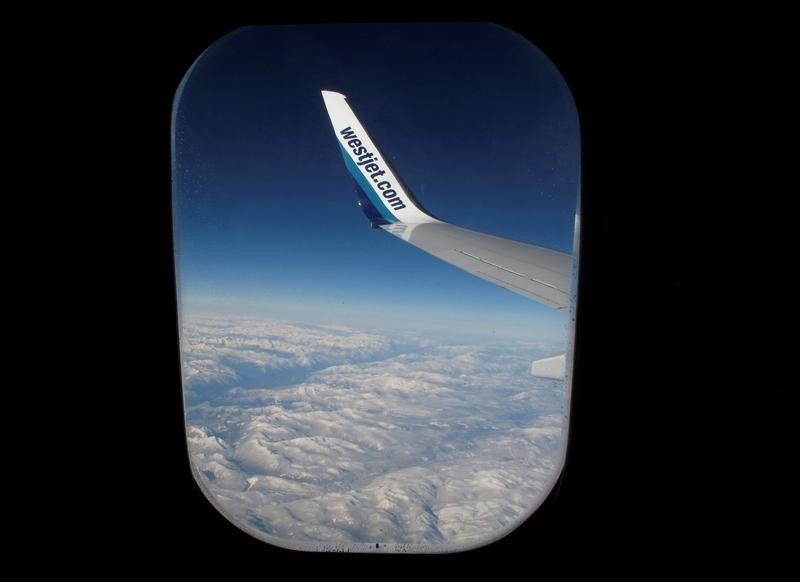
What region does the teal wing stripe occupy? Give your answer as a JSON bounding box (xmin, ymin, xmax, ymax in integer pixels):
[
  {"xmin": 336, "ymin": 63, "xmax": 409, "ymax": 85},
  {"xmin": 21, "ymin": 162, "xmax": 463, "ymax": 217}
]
[{"xmin": 338, "ymin": 143, "xmax": 396, "ymax": 224}]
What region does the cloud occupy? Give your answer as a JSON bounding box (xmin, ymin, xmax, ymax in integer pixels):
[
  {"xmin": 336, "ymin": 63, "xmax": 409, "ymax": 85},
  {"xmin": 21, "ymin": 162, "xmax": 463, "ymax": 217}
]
[
  {"xmin": 182, "ymin": 315, "xmax": 566, "ymax": 547},
  {"xmin": 181, "ymin": 316, "xmax": 405, "ymax": 400}
]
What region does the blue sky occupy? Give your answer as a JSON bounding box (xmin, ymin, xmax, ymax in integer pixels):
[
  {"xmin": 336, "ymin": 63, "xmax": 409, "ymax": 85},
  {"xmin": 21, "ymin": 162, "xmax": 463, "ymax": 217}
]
[{"xmin": 172, "ymin": 23, "xmax": 579, "ymax": 342}]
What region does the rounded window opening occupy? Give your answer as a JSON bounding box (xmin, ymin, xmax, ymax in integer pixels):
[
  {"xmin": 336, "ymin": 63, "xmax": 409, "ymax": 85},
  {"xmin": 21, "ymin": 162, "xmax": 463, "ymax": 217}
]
[{"xmin": 173, "ymin": 22, "xmax": 580, "ymax": 553}]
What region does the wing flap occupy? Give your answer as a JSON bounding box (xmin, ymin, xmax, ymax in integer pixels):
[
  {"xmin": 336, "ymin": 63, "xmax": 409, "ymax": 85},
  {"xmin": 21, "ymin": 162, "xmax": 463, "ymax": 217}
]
[{"xmin": 530, "ymin": 353, "xmax": 567, "ymax": 379}]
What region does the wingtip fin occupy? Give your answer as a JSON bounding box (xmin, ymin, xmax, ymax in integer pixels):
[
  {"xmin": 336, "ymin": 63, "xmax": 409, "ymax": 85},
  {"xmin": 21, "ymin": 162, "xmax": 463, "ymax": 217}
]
[
  {"xmin": 321, "ymin": 89, "xmax": 346, "ymax": 100},
  {"xmin": 321, "ymin": 90, "xmax": 437, "ymax": 226}
]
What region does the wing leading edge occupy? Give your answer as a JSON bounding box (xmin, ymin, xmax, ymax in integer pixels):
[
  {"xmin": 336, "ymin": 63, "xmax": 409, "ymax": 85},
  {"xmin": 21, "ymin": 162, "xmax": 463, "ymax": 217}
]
[{"xmin": 321, "ymin": 90, "xmax": 573, "ymax": 377}]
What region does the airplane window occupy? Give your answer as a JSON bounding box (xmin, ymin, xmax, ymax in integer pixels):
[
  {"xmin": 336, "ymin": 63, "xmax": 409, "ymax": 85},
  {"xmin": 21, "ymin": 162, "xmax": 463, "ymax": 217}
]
[{"xmin": 172, "ymin": 22, "xmax": 580, "ymax": 553}]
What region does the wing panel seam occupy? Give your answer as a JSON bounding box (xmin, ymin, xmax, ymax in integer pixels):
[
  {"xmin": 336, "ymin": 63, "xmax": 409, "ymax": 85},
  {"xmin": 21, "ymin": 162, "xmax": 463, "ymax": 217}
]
[{"xmin": 456, "ymin": 249, "xmax": 561, "ymax": 291}]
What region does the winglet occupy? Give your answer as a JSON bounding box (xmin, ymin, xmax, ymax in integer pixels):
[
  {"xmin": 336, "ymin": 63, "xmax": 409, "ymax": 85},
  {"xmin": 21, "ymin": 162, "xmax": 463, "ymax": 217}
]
[{"xmin": 321, "ymin": 90, "xmax": 437, "ymax": 226}]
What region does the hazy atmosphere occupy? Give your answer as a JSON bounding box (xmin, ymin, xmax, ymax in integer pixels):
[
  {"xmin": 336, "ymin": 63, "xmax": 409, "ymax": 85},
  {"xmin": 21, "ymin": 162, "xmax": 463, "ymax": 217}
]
[{"xmin": 173, "ymin": 23, "xmax": 579, "ymax": 550}]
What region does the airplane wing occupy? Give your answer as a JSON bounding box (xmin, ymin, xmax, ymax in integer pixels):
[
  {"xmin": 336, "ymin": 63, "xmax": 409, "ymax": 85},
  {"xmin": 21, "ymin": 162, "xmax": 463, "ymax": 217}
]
[
  {"xmin": 321, "ymin": 90, "xmax": 573, "ymax": 378},
  {"xmin": 380, "ymin": 222, "xmax": 571, "ymax": 311}
]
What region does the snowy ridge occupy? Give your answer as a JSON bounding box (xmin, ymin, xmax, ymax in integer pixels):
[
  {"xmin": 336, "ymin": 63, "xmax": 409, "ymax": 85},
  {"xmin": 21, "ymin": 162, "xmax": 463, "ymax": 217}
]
[{"xmin": 182, "ymin": 315, "xmax": 566, "ymax": 546}]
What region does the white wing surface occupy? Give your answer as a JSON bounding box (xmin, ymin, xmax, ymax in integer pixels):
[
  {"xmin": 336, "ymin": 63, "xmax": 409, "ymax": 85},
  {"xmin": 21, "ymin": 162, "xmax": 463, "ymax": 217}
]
[{"xmin": 321, "ymin": 91, "xmax": 574, "ymax": 376}]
